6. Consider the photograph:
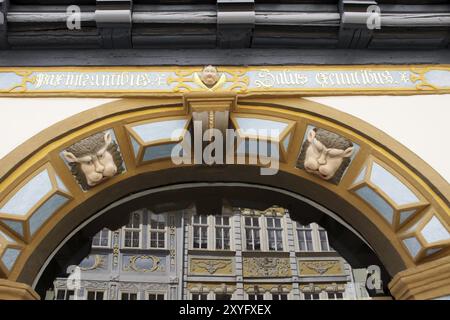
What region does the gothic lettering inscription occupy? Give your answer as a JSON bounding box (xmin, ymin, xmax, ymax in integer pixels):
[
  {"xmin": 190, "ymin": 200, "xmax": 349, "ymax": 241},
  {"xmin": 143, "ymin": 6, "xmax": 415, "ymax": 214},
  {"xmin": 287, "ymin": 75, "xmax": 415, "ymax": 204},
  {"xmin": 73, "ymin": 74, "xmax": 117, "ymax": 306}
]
[{"xmin": 1, "ymin": 66, "xmax": 448, "ymax": 95}]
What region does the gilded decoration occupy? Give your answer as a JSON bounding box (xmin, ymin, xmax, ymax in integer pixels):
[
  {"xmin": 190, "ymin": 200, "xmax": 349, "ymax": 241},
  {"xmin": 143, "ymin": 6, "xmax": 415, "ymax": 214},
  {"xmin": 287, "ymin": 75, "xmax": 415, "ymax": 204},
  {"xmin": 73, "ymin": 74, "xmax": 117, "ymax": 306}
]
[
  {"xmin": 168, "ymin": 66, "xmax": 249, "ymax": 93},
  {"xmin": 79, "ymin": 255, "xmax": 106, "ymax": 271},
  {"xmin": 300, "ymin": 283, "xmax": 346, "ymax": 293},
  {"xmin": 241, "ymin": 206, "xmax": 286, "ymax": 217},
  {"xmin": 243, "ymin": 257, "xmax": 291, "ymax": 277},
  {"xmin": 123, "ymin": 255, "xmax": 164, "ymax": 273},
  {"xmin": 189, "ymin": 258, "xmax": 233, "ymax": 275},
  {"xmin": 112, "ymin": 231, "xmax": 120, "ymax": 269},
  {"xmin": 62, "ymin": 130, "xmax": 125, "ymax": 190},
  {"xmin": 298, "ymin": 260, "xmax": 344, "ymax": 276},
  {"xmin": 187, "ymin": 283, "xmax": 236, "ymax": 293},
  {"xmin": 297, "ymin": 127, "xmax": 355, "ymax": 184},
  {"xmin": 2, "ymin": 65, "xmax": 450, "ymax": 97}
]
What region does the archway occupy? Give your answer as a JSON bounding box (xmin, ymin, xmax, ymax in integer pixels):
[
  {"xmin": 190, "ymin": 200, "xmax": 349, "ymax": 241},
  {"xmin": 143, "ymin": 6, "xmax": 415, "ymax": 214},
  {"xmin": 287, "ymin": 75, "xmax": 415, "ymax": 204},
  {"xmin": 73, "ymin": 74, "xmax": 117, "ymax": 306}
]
[{"xmin": 0, "ymin": 95, "xmax": 448, "ymax": 300}]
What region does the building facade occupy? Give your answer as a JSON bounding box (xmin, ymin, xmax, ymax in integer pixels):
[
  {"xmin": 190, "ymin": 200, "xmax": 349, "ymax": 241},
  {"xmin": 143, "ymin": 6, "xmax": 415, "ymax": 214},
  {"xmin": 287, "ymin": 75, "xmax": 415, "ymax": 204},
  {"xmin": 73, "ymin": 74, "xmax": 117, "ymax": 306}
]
[{"xmin": 49, "ymin": 207, "xmax": 370, "ymax": 300}]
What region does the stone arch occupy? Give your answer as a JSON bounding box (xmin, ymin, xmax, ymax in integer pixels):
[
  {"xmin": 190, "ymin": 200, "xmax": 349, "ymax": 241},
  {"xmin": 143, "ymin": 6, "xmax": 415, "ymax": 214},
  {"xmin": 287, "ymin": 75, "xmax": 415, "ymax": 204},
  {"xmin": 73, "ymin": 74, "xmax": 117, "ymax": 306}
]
[{"xmin": 0, "ymin": 95, "xmax": 448, "ymax": 300}]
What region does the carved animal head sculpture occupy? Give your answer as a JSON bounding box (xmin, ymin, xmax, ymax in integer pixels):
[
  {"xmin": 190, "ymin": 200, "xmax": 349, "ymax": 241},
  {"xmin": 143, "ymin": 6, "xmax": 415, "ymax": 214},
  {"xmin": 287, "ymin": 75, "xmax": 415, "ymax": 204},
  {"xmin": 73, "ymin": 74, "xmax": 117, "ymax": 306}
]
[
  {"xmin": 62, "ymin": 131, "xmax": 124, "ymax": 190},
  {"xmin": 297, "ymin": 128, "xmax": 354, "ymax": 184},
  {"xmin": 200, "ymin": 65, "xmax": 220, "ymax": 87}
]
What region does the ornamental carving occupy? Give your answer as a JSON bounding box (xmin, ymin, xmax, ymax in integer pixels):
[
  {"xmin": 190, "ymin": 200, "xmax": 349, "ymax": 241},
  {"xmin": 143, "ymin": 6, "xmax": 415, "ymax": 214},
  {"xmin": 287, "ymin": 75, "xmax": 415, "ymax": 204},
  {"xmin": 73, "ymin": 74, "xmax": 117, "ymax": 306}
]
[
  {"xmin": 244, "ymin": 284, "xmax": 291, "ymax": 293},
  {"xmin": 189, "ymin": 258, "xmax": 233, "ymax": 275},
  {"xmin": 300, "ymin": 283, "xmax": 346, "ymax": 293},
  {"xmin": 123, "ymin": 255, "xmax": 164, "ymax": 273},
  {"xmin": 297, "ymin": 127, "xmax": 354, "ymax": 184},
  {"xmin": 79, "ymin": 255, "xmax": 106, "ymax": 271},
  {"xmin": 62, "ymin": 130, "xmax": 125, "ymax": 190},
  {"xmin": 243, "ymin": 257, "xmax": 291, "ymax": 277},
  {"xmin": 299, "ymin": 260, "xmax": 343, "ymax": 276},
  {"xmin": 167, "ymin": 66, "xmax": 249, "ymax": 93},
  {"xmin": 81, "ymin": 280, "xmax": 108, "ymax": 290}
]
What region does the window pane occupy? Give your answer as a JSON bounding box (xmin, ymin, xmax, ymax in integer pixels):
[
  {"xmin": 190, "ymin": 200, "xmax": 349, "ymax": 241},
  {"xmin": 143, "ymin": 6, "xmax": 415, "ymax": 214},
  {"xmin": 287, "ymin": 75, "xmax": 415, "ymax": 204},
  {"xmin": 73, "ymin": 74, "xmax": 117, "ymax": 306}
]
[
  {"xmin": 201, "ymin": 227, "xmax": 208, "ymax": 248},
  {"xmin": 87, "ymin": 291, "xmax": 95, "ymax": 300},
  {"xmin": 276, "ymin": 230, "xmax": 283, "ymax": 250},
  {"xmin": 223, "ymin": 228, "xmax": 230, "ymax": 250},
  {"xmin": 254, "ymin": 230, "xmax": 260, "ymax": 250},
  {"xmin": 268, "ymin": 230, "xmax": 275, "ymax": 250},
  {"xmin": 100, "ymin": 237, "xmax": 108, "ymax": 247},
  {"xmin": 56, "ymin": 290, "xmax": 66, "ymax": 300},
  {"xmin": 274, "ymin": 219, "xmax": 281, "ymax": 228},
  {"xmin": 245, "ymin": 229, "xmax": 253, "ymax": 250}
]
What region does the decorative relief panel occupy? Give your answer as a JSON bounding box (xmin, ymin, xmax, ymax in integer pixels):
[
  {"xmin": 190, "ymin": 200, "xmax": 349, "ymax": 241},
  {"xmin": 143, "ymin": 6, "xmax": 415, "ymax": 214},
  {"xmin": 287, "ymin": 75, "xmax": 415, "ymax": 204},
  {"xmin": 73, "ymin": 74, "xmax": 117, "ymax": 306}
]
[
  {"xmin": 61, "ymin": 130, "xmax": 125, "ymax": 190},
  {"xmin": 189, "ymin": 258, "xmax": 233, "ymax": 275},
  {"xmin": 298, "ymin": 260, "xmax": 344, "ymax": 276},
  {"xmin": 244, "ymin": 284, "xmax": 291, "ymax": 293},
  {"xmin": 243, "ymin": 257, "xmax": 291, "ymax": 277},
  {"xmin": 79, "ymin": 255, "xmax": 107, "ymax": 271},
  {"xmin": 241, "ymin": 206, "xmax": 286, "ymax": 217},
  {"xmin": 296, "ymin": 126, "xmax": 357, "ymax": 184},
  {"xmin": 168, "ymin": 66, "xmax": 249, "ymax": 93},
  {"xmin": 300, "ymin": 283, "xmax": 346, "ymax": 293},
  {"xmin": 187, "ymin": 282, "xmax": 236, "ymax": 293},
  {"xmin": 122, "ymin": 255, "xmax": 165, "ymax": 273},
  {"xmin": 169, "ymin": 215, "xmax": 176, "ymax": 272}
]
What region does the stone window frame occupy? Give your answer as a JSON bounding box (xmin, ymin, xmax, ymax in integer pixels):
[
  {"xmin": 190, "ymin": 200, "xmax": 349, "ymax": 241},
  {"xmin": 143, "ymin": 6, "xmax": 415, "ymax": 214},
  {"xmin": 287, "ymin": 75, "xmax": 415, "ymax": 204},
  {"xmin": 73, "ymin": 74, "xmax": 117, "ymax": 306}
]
[
  {"xmin": 92, "ymin": 228, "xmax": 111, "ymax": 248},
  {"xmin": 147, "ymin": 212, "xmax": 168, "ymax": 250},
  {"xmin": 121, "ymin": 210, "xmax": 144, "ymax": 249}
]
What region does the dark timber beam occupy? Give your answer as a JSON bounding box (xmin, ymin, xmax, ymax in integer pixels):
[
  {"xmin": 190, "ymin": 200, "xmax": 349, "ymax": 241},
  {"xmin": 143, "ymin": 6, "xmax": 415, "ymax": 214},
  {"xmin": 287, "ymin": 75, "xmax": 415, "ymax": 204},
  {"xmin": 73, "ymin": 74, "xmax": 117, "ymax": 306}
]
[
  {"xmin": 0, "ymin": 49, "xmax": 448, "ymax": 66},
  {"xmin": 95, "ymin": 0, "xmax": 133, "ymax": 49},
  {"xmin": 339, "ymin": 0, "xmax": 378, "ymax": 49},
  {"xmin": 217, "ymin": 0, "xmax": 255, "ymax": 48},
  {"xmin": 0, "ymin": 0, "xmax": 8, "ymax": 49}
]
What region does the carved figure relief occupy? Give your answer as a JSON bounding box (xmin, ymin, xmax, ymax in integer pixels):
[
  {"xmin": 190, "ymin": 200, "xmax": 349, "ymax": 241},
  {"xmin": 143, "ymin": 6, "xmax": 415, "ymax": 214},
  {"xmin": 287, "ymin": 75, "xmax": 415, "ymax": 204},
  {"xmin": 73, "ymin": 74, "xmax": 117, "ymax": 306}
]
[
  {"xmin": 299, "ymin": 260, "xmax": 343, "ymax": 276},
  {"xmin": 297, "ymin": 127, "xmax": 354, "ymax": 184},
  {"xmin": 62, "ymin": 130, "xmax": 124, "ymax": 190},
  {"xmin": 189, "ymin": 258, "xmax": 233, "ymax": 275},
  {"xmin": 194, "ymin": 65, "xmax": 227, "ymax": 90},
  {"xmin": 243, "ymin": 257, "xmax": 291, "ymax": 277}
]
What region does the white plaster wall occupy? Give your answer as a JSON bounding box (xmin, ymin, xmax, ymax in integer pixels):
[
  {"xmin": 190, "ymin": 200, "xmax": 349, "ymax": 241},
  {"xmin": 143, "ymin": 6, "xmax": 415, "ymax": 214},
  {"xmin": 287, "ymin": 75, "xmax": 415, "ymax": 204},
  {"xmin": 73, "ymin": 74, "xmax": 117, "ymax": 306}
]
[
  {"xmin": 0, "ymin": 95, "xmax": 448, "ymax": 183},
  {"xmin": 0, "ymin": 98, "xmax": 116, "ymax": 159}
]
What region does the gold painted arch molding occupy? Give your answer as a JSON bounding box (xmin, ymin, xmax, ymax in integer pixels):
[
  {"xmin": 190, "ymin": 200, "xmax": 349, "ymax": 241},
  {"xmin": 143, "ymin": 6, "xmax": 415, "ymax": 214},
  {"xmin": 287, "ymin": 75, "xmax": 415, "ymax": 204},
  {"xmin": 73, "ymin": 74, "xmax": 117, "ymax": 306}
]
[{"xmin": 0, "ymin": 95, "xmax": 448, "ymax": 300}]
